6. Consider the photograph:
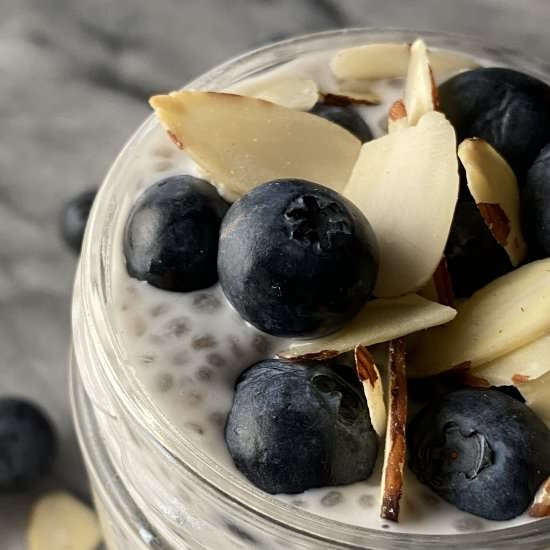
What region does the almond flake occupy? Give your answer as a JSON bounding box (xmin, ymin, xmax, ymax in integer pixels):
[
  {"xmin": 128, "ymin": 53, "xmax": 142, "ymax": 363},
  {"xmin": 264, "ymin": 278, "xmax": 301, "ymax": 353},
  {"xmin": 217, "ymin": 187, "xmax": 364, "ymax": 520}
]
[
  {"xmin": 240, "ymin": 77, "xmax": 320, "ymax": 111},
  {"xmin": 517, "ymin": 370, "xmax": 550, "ymax": 427},
  {"xmin": 419, "ymin": 257, "xmax": 455, "ymax": 307},
  {"xmin": 330, "ymin": 42, "xmax": 479, "ymax": 81},
  {"xmin": 27, "ymin": 492, "xmax": 102, "ymax": 550},
  {"xmin": 150, "ymin": 91, "xmax": 361, "ymax": 197},
  {"xmin": 408, "ymin": 259, "xmax": 550, "ymax": 378},
  {"xmin": 458, "ymin": 138, "xmax": 527, "ymax": 266},
  {"xmin": 529, "ymin": 476, "xmax": 550, "ymax": 517},
  {"xmin": 380, "ymin": 338, "xmax": 408, "ymax": 522},
  {"xmin": 277, "ymin": 294, "xmax": 456, "ymax": 361},
  {"xmin": 321, "ymin": 89, "xmax": 382, "ymax": 106},
  {"xmin": 344, "ymin": 110, "xmax": 459, "ymax": 298},
  {"xmin": 355, "ymin": 344, "xmax": 387, "ymax": 438},
  {"xmin": 387, "ymin": 100, "xmax": 409, "ymax": 134},
  {"xmin": 404, "ymin": 39, "xmax": 438, "ymax": 125}
]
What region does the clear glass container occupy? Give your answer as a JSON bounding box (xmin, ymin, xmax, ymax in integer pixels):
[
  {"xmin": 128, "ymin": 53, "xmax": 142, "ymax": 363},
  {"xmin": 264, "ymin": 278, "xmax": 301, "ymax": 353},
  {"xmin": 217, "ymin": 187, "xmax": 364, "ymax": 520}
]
[{"xmin": 70, "ymin": 28, "xmax": 550, "ymax": 550}]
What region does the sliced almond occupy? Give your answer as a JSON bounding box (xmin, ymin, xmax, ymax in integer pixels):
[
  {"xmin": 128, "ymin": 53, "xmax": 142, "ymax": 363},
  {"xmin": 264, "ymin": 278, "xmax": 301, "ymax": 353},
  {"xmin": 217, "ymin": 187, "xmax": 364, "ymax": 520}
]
[
  {"xmin": 150, "ymin": 91, "xmax": 361, "ymax": 196},
  {"xmin": 330, "ymin": 42, "xmax": 479, "ymax": 81},
  {"xmin": 474, "ymin": 333, "xmax": 550, "ymax": 387},
  {"xmin": 380, "ymin": 338, "xmax": 408, "ymax": 522},
  {"xmin": 408, "ymin": 259, "xmax": 550, "ymax": 378},
  {"xmin": 517, "ymin": 370, "xmax": 550, "ymax": 427},
  {"xmin": 404, "ymin": 39, "xmax": 438, "ymax": 125},
  {"xmin": 419, "ymin": 257, "xmax": 455, "ymax": 307},
  {"xmin": 458, "ymin": 138, "xmax": 527, "ymax": 266},
  {"xmin": 355, "ymin": 344, "xmax": 387, "ymax": 438},
  {"xmin": 529, "ymin": 476, "xmax": 550, "ymax": 517},
  {"xmin": 27, "ymin": 491, "xmax": 102, "ymax": 550},
  {"xmin": 387, "ymin": 100, "xmax": 409, "ymax": 134},
  {"xmin": 344, "ymin": 110, "xmax": 459, "ymax": 297},
  {"xmin": 277, "ymin": 294, "xmax": 456, "ymax": 361},
  {"xmin": 321, "ymin": 89, "xmax": 382, "ymax": 106},
  {"xmin": 241, "ymin": 77, "xmax": 320, "ymax": 111}
]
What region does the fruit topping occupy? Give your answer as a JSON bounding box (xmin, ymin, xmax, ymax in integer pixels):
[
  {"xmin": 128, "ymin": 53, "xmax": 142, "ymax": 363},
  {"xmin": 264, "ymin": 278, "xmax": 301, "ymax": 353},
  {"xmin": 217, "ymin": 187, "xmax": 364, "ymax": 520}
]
[
  {"xmin": 522, "ymin": 143, "xmax": 550, "ymax": 258},
  {"xmin": 150, "ymin": 91, "xmax": 361, "ymax": 197},
  {"xmin": 403, "ymin": 39, "xmax": 438, "ymax": 126},
  {"xmin": 124, "ymin": 175, "xmax": 229, "ymax": 292},
  {"xmin": 409, "ymin": 259, "xmax": 550, "ymax": 378},
  {"xmin": 241, "ymin": 77, "xmax": 319, "ymax": 110},
  {"xmin": 225, "ymin": 358, "xmax": 378, "ymax": 494},
  {"xmin": 438, "ymin": 68, "xmax": 550, "ymax": 177},
  {"xmin": 278, "ymin": 293, "xmax": 456, "ymax": 361},
  {"xmin": 380, "ymin": 338, "xmax": 408, "ymax": 522},
  {"xmin": 218, "ymin": 179, "xmax": 379, "ymax": 338},
  {"xmin": 310, "ymin": 103, "xmax": 373, "ymax": 143},
  {"xmin": 27, "ymin": 491, "xmax": 102, "ymax": 550},
  {"xmin": 354, "ymin": 344, "xmax": 387, "ymax": 438},
  {"xmin": 60, "ymin": 189, "xmax": 97, "ymax": 254},
  {"xmin": 344, "ymin": 110, "xmax": 459, "ymax": 298},
  {"xmin": 458, "ymin": 138, "xmax": 527, "ymax": 266},
  {"xmin": 0, "ymin": 398, "xmax": 57, "ymax": 492},
  {"xmin": 330, "ymin": 43, "xmax": 478, "ymax": 82},
  {"xmin": 529, "ymin": 476, "xmax": 550, "ymax": 517},
  {"xmin": 408, "ymin": 389, "xmax": 550, "ymax": 520}
]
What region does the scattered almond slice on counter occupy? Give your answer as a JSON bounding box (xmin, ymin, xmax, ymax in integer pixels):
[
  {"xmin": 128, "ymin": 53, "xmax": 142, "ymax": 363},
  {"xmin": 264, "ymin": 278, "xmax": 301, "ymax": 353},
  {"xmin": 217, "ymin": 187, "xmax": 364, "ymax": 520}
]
[
  {"xmin": 458, "ymin": 138, "xmax": 527, "ymax": 266},
  {"xmin": 330, "ymin": 42, "xmax": 479, "ymax": 81},
  {"xmin": 408, "ymin": 259, "xmax": 550, "ymax": 378},
  {"xmin": 150, "ymin": 91, "xmax": 361, "ymax": 196},
  {"xmin": 344, "ymin": 110, "xmax": 459, "ymax": 297},
  {"xmin": 529, "ymin": 476, "xmax": 550, "ymax": 517},
  {"xmin": 403, "ymin": 39, "xmax": 438, "ymax": 125},
  {"xmin": 387, "ymin": 100, "xmax": 409, "ymax": 133},
  {"xmin": 277, "ymin": 294, "xmax": 456, "ymax": 361},
  {"xmin": 239, "ymin": 77, "xmax": 320, "ymax": 111},
  {"xmin": 380, "ymin": 338, "xmax": 408, "ymax": 522},
  {"xmin": 27, "ymin": 491, "xmax": 102, "ymax": 550},
  {"xmin": 418, "ymin": 257, "xmax": 455, "ymax": 307},
  {"xmin": 517, "ymin": 370, "xmax": 550, "ymax": 428},
  {"xmin": 355, "ymin": 344, "xmax": 387, "ymax": 438},
  {"xmin": 474, "ymin": 333, "xmax": 550, "ymax": 387}
]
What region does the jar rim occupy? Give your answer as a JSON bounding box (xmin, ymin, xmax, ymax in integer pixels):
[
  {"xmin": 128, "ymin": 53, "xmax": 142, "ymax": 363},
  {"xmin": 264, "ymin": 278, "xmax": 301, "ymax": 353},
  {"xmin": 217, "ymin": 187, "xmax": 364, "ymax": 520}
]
[{"xmin": 73, "ymin": 27, "xmax": 550, "ymax": 548}]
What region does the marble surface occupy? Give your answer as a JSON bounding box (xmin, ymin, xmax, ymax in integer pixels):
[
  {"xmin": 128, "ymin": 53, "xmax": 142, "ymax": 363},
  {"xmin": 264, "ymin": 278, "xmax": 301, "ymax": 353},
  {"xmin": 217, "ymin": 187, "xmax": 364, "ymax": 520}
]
[{"xmin": 2, "ymin": 0, "xmax": 550, "ymax": 548}]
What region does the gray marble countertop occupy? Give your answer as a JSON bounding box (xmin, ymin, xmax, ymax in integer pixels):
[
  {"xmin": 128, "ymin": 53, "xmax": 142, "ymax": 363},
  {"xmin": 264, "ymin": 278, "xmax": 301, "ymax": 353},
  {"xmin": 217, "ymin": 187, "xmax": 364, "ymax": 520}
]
[{"xmin": 2, "ymin": 1, "xmax": 550, "ymax": 548}]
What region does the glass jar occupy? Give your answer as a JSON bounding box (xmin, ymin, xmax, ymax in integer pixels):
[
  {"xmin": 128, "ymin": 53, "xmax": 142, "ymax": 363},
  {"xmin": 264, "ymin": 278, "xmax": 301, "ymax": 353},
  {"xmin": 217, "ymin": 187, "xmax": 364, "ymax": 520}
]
[{"xmin": 70, "ymin": 28, "xmax": 550, "ymax": 550}]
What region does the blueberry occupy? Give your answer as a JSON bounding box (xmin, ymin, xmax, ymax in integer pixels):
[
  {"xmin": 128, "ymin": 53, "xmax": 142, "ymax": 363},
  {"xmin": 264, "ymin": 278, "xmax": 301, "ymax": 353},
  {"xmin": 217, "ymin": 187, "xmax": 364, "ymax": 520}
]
[
  {"xmin": 0, "ymin": 398, "xmax": 57, "ymax": 491},
  {"xmin": 445, "ymin": 200, "xmax": 512, "ymax": 297},
  {"xmin": 124, "ymin": 175, "xmax": 229, "ymax": 292},
  {"xmin": 522, "ymin": 143, "xmax": 550, "ymax": 258},
  {"xmin": 439, "ymin": 68, "xmax": 550, "ymax": 177},
  {"xmin": 225, "ymin": 359, "xmax": 378, "ymax": 494},
  {"xmin": 310, "ymin": 103, "xmax": 373, "ymax": 143},
  {"xmin": 217, "ymin": 179, "xmax": 379, "ymax": 337},
  {"xmin": 60, "ymin": 189, "xmax": 97, "ymax": 253},
  {"xmin": 408, "ymin": 389, "xmax": 550, "ymax": 520}
]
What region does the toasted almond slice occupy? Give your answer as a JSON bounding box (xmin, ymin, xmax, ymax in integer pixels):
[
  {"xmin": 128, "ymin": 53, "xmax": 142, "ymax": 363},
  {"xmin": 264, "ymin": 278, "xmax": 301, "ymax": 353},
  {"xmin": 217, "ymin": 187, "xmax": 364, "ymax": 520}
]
[
  {"xmin": 529, "ymin": 476, "xmax": 550, "ymax": 517},
  {"xmin": 277, "ymin": 294, "xmax": 456, "ymax": 361},
  {"xmin": 355, "ymin": 344, "xmax": 387, "ymax": 438},
  {"xmin": 150, "ymin": 91, "xmax": 361, "ymax": 196},
  {"xmin": 387, "ymin": 100, "xmax": 409, "ymax": 134},
  {"xmin": 517, "ymin": 370, "xmax": 550, "ymax": 427},
  {"xmin": 458, "ymin": 138, "xmax": 527, "ymax": 266},
  {"xmin": 380, "ymin": 338, "xmax": 408, "ymax": 522},
  {"xmin": 345, "ymin": 111, "xmax": 459, "ymax": 297},
  {"xmin": 404, "ymin": 39, "xmax": 438, "ymax": 125},
  {"xmin": 243, "ymin": 77, "xmax": 320, "ymax": 111},
  {"xmin": 27, "ymin": 492, "xmax": 102, "ymax": 550},
  {"xmin": 419, "ymin": 257, "xmax": 455, "ymax": 307},
  {"xmin": 408, "ymin": 259, "xmax": 550, "ymax": 378},
  {"xmin": 330, "ymin": 42, "xmax": 479, "ymax": 81},
  {"xmin": 474, "ymin": 333, "xmax": 550, "ymax": 386}
]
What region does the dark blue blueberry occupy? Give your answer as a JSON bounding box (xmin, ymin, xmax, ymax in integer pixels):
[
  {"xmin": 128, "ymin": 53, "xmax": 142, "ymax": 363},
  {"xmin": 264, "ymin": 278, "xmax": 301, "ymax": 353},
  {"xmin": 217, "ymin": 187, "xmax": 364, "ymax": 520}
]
[
  {"xmin": 60, "ymin": 189, "xmax": 97, "ymax": 253},
  {"xmin": 124, "ymin": 175, "xmax": 229, "ymax": 292},
  {"xmin": 0, "ymin": 398, "xmax": 57, "ymax": 492},
  {"xmin": 439, "ymin": 68, "xmax": 550, "ymax": 178},
  {"xmin": 217, "ymin": 179, "xmax": 378, "ymax": 337},
  {"xmin": 445, "ymin": 200, "xmax": 512, "ymax": 297},
  {"xmin": 408, "ymin": 389, "xmax": 550, "ymax": 520},
  {"xmin": 310, "ymin": 103, "xmax": 373, "ymax": 143},
  {"xmin": 225, "ymin": 359, "xmax": 378, "ymax": 494},
  {"xmin": 522, "ymin": 143, "xmax": 550, "ymax": 258}
]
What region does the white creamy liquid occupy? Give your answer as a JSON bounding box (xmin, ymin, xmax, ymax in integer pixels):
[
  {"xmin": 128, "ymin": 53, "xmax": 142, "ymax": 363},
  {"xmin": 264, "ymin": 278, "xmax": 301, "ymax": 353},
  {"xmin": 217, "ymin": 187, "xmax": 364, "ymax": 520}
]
[{"xmin": 107, "ymin": 49, "xmax": 537, "ymax": 534}]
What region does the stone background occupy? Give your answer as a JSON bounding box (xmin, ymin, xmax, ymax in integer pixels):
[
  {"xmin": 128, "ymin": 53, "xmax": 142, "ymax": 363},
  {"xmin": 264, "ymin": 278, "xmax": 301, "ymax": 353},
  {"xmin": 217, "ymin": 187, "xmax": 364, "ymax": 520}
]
[{"xmin": 2, "ymin": 0, "xmax": 550, "ymax": 547}]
